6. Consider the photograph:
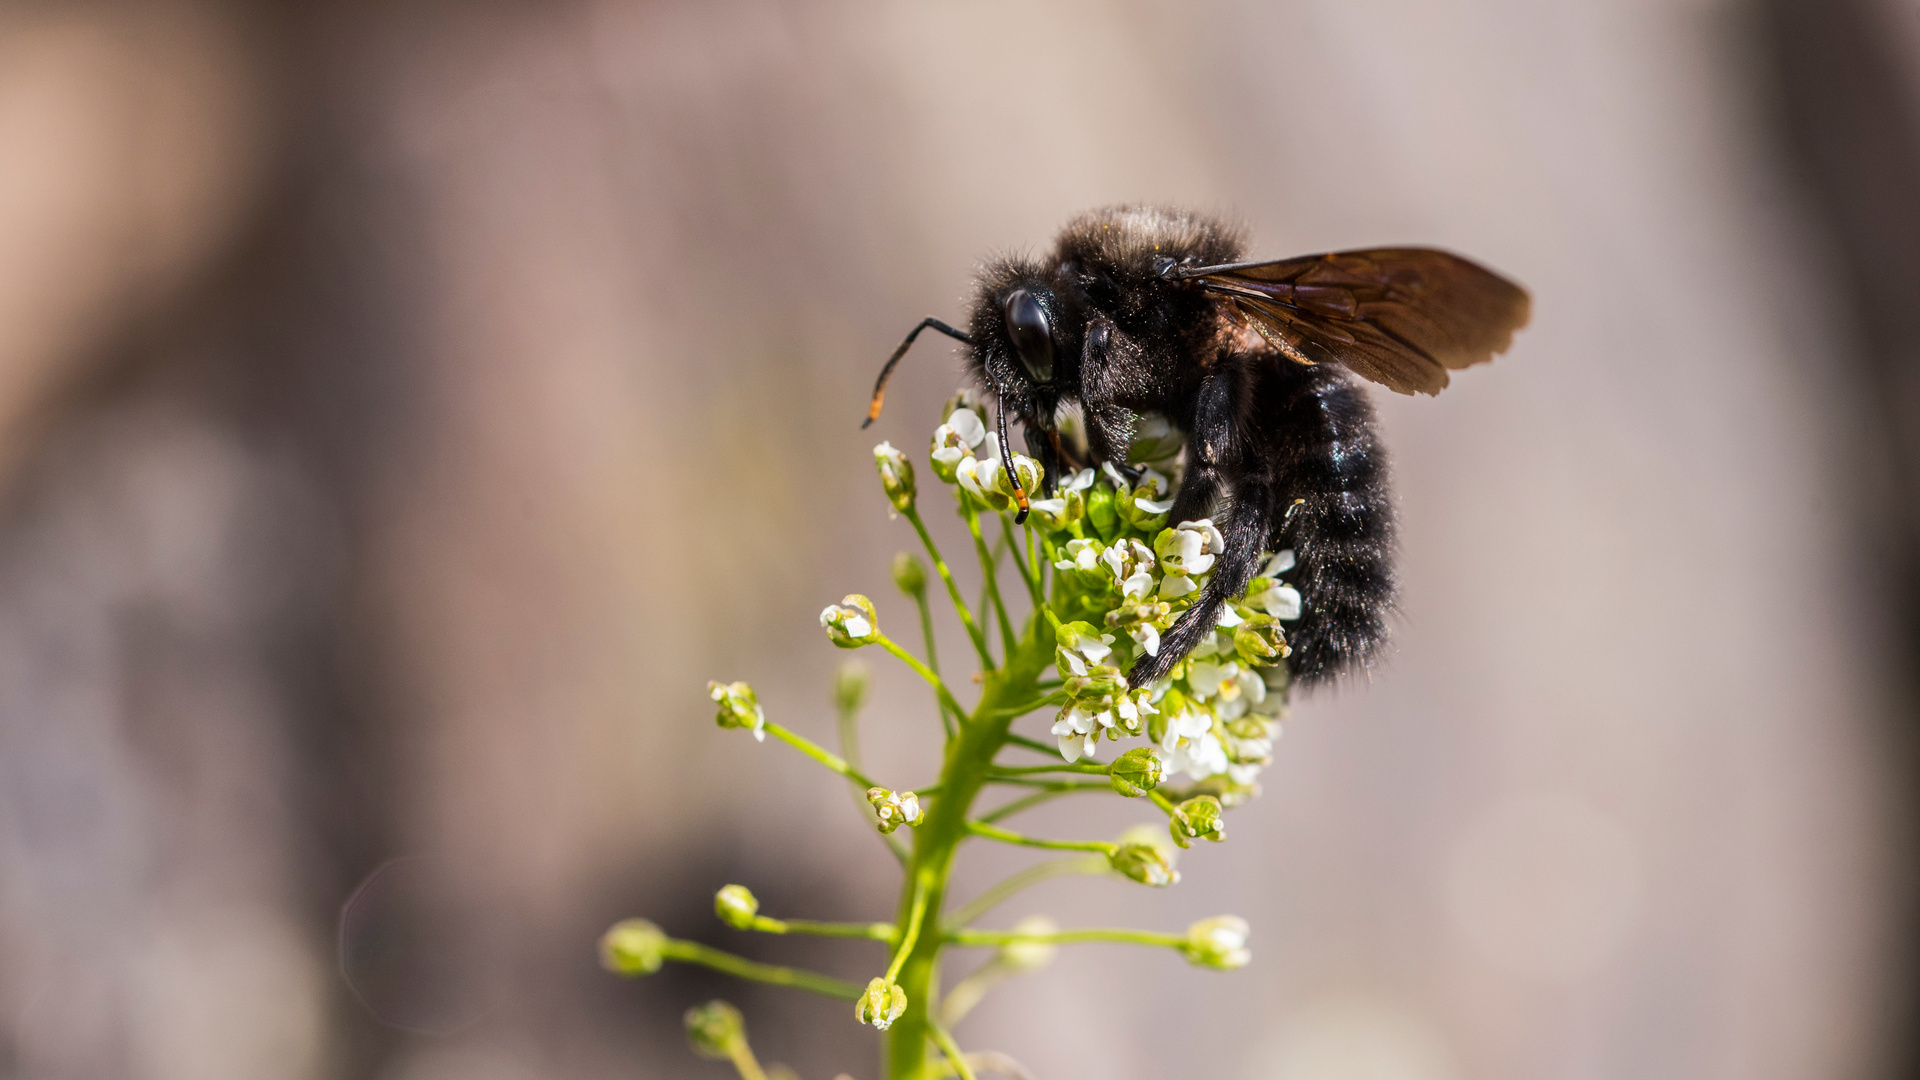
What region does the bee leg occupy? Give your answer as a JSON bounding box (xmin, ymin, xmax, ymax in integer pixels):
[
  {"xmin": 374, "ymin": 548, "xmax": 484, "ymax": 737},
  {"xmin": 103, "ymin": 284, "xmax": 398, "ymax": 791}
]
[
  {"xmin": 1127, "ymin": 483, "xmax": 1277, "ymax": 687},
  {"xmin": 1022, "ymin": 419, "xmax": 1061, "ymax": 494},
  {"xmin": 1167, "ymin": 369, "xmax": 1237, "ymax": 525}
]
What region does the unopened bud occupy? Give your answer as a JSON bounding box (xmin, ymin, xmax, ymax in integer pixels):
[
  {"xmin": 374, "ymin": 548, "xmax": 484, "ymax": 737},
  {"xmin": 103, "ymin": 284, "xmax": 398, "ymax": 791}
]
[
  {"xmin": 1182, "ymin": 915, "xmax": 1251, "ymax": 970},
  {"xmin": 820, "ymin": 594, "xmax": 879, "ymax": 648},
  {"xmin": 998, "ymin": 915, "xmax": 1058, "ymax": 971},
  {"xmin": 866, "ymin": 787, "xmax": 924, "ymax": 834},
  {"xmin": 874, "ymin": 442, "xmax": 916, "ymax": 513},
  {"xmin": 891, "ymin": 551, "xmax": 928, "ymax": 597},
  {"xmin": 1109, "ymin": 840, "xmax": 1179, "ymax": 887},
  {"xmin": 1170, "ymin": 794, "xmax": 1225, "ymax": 849},
  {"xmin": 855, "ymin": 977, "xmax": 909, "ymax": 1030},
  {"xmin": 684, "ymin": 1000, "xmax": 747, "ymax": 1059},
  {"xmin": 1108, "ymin": 746, "xmax": 1165, "ymax": 798},
  {"xmin": 707, "ymin": 680, "xmax": 766, "ymax": 742},
  {"xmin": 714, "ymin": 885, "xmax": 759, "ymax": 930},
  {"xmin": 834, "ymin": 660, "xmax": 871, "ymax": 717},
  {"xmin": 599, "ymin": 918, "xmax": 667, "ymax": 976}
]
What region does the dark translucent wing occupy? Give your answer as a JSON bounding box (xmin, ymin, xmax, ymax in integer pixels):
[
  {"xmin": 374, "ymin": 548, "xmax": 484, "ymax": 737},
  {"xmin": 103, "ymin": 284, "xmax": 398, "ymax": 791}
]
[{"xmin": 1186, "ymin": 248, "xmax": 1531, "ymax": 395}]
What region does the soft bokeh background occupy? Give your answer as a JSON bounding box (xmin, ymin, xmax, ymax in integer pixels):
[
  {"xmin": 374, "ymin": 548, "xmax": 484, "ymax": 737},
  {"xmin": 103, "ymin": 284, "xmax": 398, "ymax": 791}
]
[{"xmin": 0, "ymin": 1, "xmax": 1916, "ymax": 1078}]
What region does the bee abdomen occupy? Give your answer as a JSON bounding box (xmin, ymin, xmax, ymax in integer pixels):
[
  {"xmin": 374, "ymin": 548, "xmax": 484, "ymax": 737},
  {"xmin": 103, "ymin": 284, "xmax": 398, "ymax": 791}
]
[{"xmin": 1266, "ymin": 369, "xmax": 1396, "ymax": 686}]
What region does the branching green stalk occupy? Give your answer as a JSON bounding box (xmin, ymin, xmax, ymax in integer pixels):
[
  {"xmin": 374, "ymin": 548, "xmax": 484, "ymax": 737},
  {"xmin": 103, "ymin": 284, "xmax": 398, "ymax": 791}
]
[
  {"xmin": 945, "ymin": 926, "xmax": 1187, "ymax": 950},
  {"xmin": 975, "ymin": 783, "xmax": 1108, "ymax": 824},
  {"xmin": 1000, "ymin": 515, "xmax": 1045, "ymax": 613},
  {"xmin": 839, "ymin": 693, "xmax": 909, "ymax": 863},
  {"xmin": 975, "ymin": 692, "xmax": 1067, "ymax": 721},
  {"xmin": 658, "ymin": 939, "xmax": 864, "ymax": 1001},
  {"xmin": 930, "ymin": 1019, "xmax": 979, "ymax": 1080},
  {"xmin": 875, "ymin": 634, "xmax": 970, "ymax": 729},
  {"xmin": 966, "ymin": 511, "xmax": 1019, "ymax": 658},
  {"xmin": 903, "ymin": 506, "xmax": 994, "ymax": 671},
  {"xmin": 909, "ymin": 587, "xmax": 958, "ymax": 739},
  {"xmin": 989, "ymin": 763, "xmax": 1107, "ymax": 777},
  {"xmin": 944, "ymin": 854, "xmax": 1110, "ymax": 929},
  {"xmin": 965, "ymin": 820, "xmax": 1116, "ymax": 855},
  {"xmin": 999, "ymin": 733, "xmax": 1063, "ymax": 757},
  {"xmin": 763, "ymin": 722, "xmax": 878, "ymax": 789},
  {"xmin": 743, "ymin": 915, "xmax": 895, "ymax": 941},
  {"xmin": 886, "ymin": 868, "xmax": 935, "ymax": 984}
]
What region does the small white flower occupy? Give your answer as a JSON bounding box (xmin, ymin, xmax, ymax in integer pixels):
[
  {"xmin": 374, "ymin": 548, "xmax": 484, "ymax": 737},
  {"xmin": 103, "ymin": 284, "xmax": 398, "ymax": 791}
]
[
  {"xmin": 1188, "ymin": 659, "xmax": 1239, "ymax": 699},
  {"xmin": 1251, "ymin": 582, "xmax": 1303, "ymax": 621},
  {"xmin": 1129, "ymin": 622, "xmax": 1161, "ymax": 656},
  {"xmin": 947, "ymin": 408, "xmax": 987, "ymax": 448},
  {"xmin": 1060, "ymin": 468, "xmax": 1097, "ymax": 493},
  {"xmin": 1056, "ymin": 631, "xmax": 1114, "ymax": 676},
  {"xmin": 1261, "ymin": 549, "xmax": 1296, "ymax": 577},
  {"xmin": 1156, "ymin": 519, "xmax": 1224, "ymax": 578},
  {"xmin": 820, "ymin": 595, "xmax": 879, "ymax": 648},
  {"xmin": 866, "ymin": 787, "xmax": 924, "ymax": 833}
]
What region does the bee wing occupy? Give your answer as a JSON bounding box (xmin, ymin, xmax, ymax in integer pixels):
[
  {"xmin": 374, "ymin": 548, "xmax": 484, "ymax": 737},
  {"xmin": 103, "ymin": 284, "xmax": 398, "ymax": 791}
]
[{"xmin": 1181, "ymin": 248, "xmax": 1530, "ymax": 395}]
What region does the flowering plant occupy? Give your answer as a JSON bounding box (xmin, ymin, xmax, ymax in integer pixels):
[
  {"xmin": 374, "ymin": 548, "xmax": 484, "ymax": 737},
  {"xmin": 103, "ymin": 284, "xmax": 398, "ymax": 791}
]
[{"xmin": 601, "ymin": 395, "xmax": 1302, "ymax": 1079}]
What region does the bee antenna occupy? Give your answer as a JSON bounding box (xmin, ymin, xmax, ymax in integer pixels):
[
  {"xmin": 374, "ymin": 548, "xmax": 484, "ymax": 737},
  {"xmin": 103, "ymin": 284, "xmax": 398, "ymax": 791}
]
[
  {"xmin": 864, "ymin": 317, "xmax": 975, "ymax": 428},
  {"xmin": 995, "ymin": 397, "xmax": 1030, "ymax": 524}
]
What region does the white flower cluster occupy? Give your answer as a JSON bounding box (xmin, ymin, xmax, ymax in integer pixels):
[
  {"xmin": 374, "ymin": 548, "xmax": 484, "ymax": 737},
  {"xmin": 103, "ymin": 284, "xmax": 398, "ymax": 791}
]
[{"xmin": 1041, "ymin": 512, "xmax": 1299, "ymax": 799}]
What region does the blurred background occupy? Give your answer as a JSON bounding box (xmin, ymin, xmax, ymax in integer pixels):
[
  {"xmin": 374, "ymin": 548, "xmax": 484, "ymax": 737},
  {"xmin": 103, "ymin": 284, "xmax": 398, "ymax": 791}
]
[{"xmin": 0, "ymin": 0, "xmax": 1916, "ymax": 1077}]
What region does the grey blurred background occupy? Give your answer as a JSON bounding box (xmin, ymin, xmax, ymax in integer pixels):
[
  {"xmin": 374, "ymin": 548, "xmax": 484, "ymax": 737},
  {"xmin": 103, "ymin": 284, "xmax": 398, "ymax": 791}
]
[{"xmin": 0, "ymin": 0, "xmax": 1915, "ymax": 1077}]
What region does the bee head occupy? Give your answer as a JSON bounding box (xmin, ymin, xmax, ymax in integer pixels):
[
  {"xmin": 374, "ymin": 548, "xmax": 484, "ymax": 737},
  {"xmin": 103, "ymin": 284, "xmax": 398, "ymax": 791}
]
[{"xmin": 968, "ymin": 258, "xmax": 1082, "ymax": 433}]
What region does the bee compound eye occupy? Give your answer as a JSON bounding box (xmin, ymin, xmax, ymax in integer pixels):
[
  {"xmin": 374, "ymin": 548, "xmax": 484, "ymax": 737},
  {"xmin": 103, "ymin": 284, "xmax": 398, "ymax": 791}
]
[{"xmin": 1003, "ymin": 288, "xmax": 1055, "ymax": 384}]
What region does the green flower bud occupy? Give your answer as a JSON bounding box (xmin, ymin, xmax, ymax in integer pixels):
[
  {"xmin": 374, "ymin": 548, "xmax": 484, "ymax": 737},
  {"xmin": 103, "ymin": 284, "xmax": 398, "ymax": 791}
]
[
  {"xmin": 707, "ymin": 680, "xmax": 766, "ymax": 742},
  {"xmin": 714, "ymin": 884, "xmax": 759, "ymax": 930},
  {"xmin": 684, "ymin": 1000, "xmax": 747, "ymax": 1059},
  {"xmin": 1233, "ymin": 617, "xmax": 1288, "ymax": 665},
  {"xmin": 1169, "ymin": 794, "xmax": 1226, "ymax": 849},
  {"xmin": 599, "ymin": 918, "xmax": 667, "ymax": 976},
  {"xmin": 873, "ymin": 441, "xmax": 916, "ymax": 514},
  {"xmin": 1182, "ymin": 915, "xmax": 1251, "ymax": 970},
  {"xmin": 1085, "ymin": 482, "xmax": 1119, "ymax": 538},
  {"xmin": 834, "ymin": 660, "xmax": 871, "ymax": 716},
  {"xmin": 891, "ymin": 551, "xmax": 928, "ymax": 597},
  {"xmin": 1108, "ymin": 746, "xmax": 1165, "ymax": 797},
  {"xmin": 855, "ymin": 977, "xmax": 909, "ymax": 1030},
  {"xmin": 1109, "ymin": 840, "xmax": 1179, "ymax": 886},
  {"xmin": 998, "ymin": 915, "xmax": 1058, "ymax": 972},
  {"xmin": 866, "ymin": 787, "xmax": 923, "ymax": 834},
  {"xmin": 820, "ymin": 594, "xmax": 879, "ymax": 648},
  {"xmin": 1117, "ymin": 467, "xmax": 1176, "ymax": 530}
]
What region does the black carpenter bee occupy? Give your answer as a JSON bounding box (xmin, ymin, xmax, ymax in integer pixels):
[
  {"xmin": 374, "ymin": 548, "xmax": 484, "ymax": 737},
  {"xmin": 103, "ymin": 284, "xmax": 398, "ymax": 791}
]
[{"xmin": 863, "ymin": 205, "xmax": 1529, "ymax": 689}]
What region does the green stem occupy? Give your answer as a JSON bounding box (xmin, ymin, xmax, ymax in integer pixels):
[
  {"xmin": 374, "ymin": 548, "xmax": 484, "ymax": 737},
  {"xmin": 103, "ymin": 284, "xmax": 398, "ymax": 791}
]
[
  {"xmin": 930, "ymin": 1020, "xmax": 978, "ymax": 1080},
  {"xmin": 945, "ymin": 926, "xmax": 1187, "ymax": 950},
  {"xmin": 904, "ymin": 507, "xmax": 994, "ymax": 671},
  {"xmin": 1001, "ymin": 515, "xmax": 1045, "ymax": 613},
  {"xmin": 876, "ymin": 634, "xmax": 970, "ymax": 725},
  {"xmin": 989, "ymin": 763, "xmax": 1107, "ymax": 777},
  {"xmin": 975, "ymin": 783, "xmax": 1107, "ymax": 824},
  {"xmin": 746, "ymin": 915, "xmax": 895, "ymax": 941},
  {"xmin": 763, "ymin": 721, "xmax": 877, "ymax": 789},
  {"xmin": 965, "ymin": 820, "xmax": 1115, "ymax": 855},
  {"xmin": 841, "ymin": 698, "xmax": 909, "ymax": 864},
  {"xmin": 885, "ymin": 618, "xmax": 1055, "ymax": 1080},
  {"xmin": 966, "ymin": 511, "xmax": 1019, "ymax": 659},
  {"xmin": 910, "ymin": 587, "xmax": 957, "ymax": 739},
  {"xmin": 885, "ymin": 868, "xmax": 934, "ymax": 984},
  {"xmin": 944, "ymin": 854, "xmax": 1110, "ymax": 929},
  {"xmin": 975, "ymin": 691, "xmax": 1066, "ymax": 721},
  {"xmin": 658, "ymin": 939, "xmax": 864, "ymax": 1001},
  {"xmin": 727, "ymin": 1044, "xmax": 769, "ymax": 1080},
  {"xmin": 1000, "ymin": 733, "xmax": 1065, "ymax": 758}
]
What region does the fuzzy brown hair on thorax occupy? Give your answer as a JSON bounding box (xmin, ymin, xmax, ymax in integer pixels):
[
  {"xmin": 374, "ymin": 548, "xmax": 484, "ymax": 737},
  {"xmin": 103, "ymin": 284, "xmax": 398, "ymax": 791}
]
[{"xmin": 1052, "ymin": 205, "xmax": 1246, "ymax": 274}]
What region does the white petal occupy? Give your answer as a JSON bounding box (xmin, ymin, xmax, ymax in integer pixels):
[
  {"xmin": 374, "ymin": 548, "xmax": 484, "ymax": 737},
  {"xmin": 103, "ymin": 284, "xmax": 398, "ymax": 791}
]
[
  {"xmin": 844, "ymin": 615, "xmax": 872, "ymax": 638},
  {"xmin": 1185, "ymin": 553, "xmax": 1216, "ymax": 576},
  {"xmin": 1061, "ymin": 650, "xmax": 1088, "ymax": 677},
  {"xmin": 1065, "ymin": 468, "xmax": 1096, "ymax": 492},
  {"xmin": 1267, "ymin": 586, "xmax": 1302, "ymax": 621},
  {"xmin": 1262, "ymin": 549, "xmax": 1296, "ymax": 577},
  {"xmin": 1057, "ymin": 735, "xmax": 1084, "ymax": 763},
  {"xmin": 1078, "ymin": 639, "xmax": 1113, "ymax": 665},
  {"xmin": 1101, "ymin": 461, "xmax": 1129, "ymax": 488},
  {"xmin": 1135, "ymin": 496, "xmax": 1174, "ymax": 514},
  {"xmin": 949, "ymin": 408, "xmax": 987, "ymax": 447},
  {"xmin": 1122, "ymin": 571, "xmax": 1153, "ymax": 600},
  {"xmin": 1158, "ymin": 574, "xmax": 1198, "ymax": 599},
  {"xmin": 1214, "ymin": 605, "xmax": 1243, "ymax": 627}
]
